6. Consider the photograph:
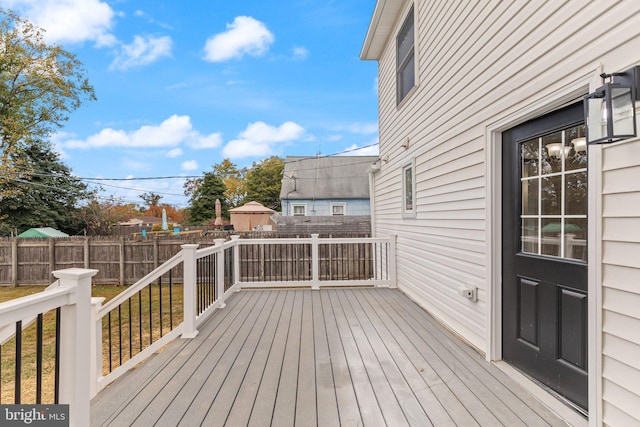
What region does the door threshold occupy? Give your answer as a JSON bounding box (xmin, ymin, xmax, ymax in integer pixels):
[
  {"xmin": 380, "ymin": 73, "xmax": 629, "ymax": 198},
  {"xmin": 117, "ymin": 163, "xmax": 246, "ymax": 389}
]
[{"xmin": 493, "ymin": 361, "xmax": 588, "ymax": 427}]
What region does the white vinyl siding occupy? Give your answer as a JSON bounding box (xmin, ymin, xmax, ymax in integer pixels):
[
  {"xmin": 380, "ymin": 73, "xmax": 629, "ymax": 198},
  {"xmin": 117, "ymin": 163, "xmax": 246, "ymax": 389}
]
[
  {"xmin": 371, "ymin": 0, "xmax": 640, "ymax": 375},
  {"xmin": 601, "ymin": 139, "xmax": 640, "ymax": 425}
]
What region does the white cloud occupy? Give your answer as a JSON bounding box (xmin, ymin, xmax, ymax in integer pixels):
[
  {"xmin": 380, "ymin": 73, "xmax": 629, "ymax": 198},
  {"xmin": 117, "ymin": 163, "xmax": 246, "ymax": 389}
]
[
  {"xmin": 373, "ymin": 77, "xmax": 379, "ymax": 95},
  {"xmin": 341, "ymin": 140, "xmax": 379, "ymax": 156},
  {"xmin": 166, "ymin": 148, "xmax": 183, "ymax": 158},
  {"xmin": 292, "ymin": 46, "xmax": 308, "ymax": 61},
  {"xmin": 61, "ymin": 115, "xmax": 222, "ymax": 150},
  {"xmin": 110, "ymin": 35, "xmax": 173, "ymax": 71},
  {"xmin": 181, "ymin": 160, "xmax": 199, "ymax": 171},
  {"xmin": 191, "ymin": 133, "xmax": 223, "ymax": 149},
  {"xmin": 1, "ymin": 0, "xmax": 117, "ymax": 46},
  {"xmin": 203, "ymin": 16, "xmax": 274, "ymax": 62},
  {"xmin": 223, "ymin": 121, "xmax": 304, "ymax": 159}
]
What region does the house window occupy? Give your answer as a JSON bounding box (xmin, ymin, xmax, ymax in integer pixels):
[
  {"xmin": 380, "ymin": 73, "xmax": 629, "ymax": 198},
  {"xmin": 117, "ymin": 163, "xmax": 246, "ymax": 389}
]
[
  {"xmin": 402, "ymin": 160, "xmax": 415, "ymax": 217},
  {"xmin": 331, "ymin": 203, "xmax": 346, "ymax": 216},
  {"xmin": 396, "ymin": 6, "xmax": 415, "ymax": 104},
  {"xmin": 292, "ymin": 204, "xmax": 306, "ymax": 216}
]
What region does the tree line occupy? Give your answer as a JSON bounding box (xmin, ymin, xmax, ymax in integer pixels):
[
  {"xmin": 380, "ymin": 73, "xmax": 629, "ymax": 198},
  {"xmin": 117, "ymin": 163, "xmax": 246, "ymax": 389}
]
[{"xmin": 0, "ymin": 8, "xmax": 284, "ymax": 236}]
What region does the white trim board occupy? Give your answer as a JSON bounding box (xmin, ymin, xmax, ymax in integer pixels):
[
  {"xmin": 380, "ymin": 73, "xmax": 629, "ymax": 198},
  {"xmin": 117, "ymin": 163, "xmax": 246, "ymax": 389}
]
[{"xmin": 494, "ymin": 361, "xmax": 588, "ymax": 427}]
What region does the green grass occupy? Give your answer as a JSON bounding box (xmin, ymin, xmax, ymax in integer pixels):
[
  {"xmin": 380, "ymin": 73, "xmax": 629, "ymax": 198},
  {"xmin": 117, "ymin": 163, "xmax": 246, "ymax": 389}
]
[{"xmin": 0, "ymin": 282, "xmax": 184, "ymax": 404}]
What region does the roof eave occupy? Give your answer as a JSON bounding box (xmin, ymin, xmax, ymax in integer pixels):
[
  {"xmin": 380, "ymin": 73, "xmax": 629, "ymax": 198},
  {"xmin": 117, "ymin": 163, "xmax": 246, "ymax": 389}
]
[{"xmin": 360, "ymin": 0, "xmax": 407, "ymax": 60}]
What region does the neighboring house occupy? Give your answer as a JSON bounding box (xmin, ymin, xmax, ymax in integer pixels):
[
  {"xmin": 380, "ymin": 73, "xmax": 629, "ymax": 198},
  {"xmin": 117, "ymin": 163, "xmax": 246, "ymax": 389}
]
[
  {"xmin": 362, "ymin": 2, "xmax": 640, "ymax": 425},
  {"xmin": 17, "ymin": 227, "xmax": 69, "ymax": 238},
  {"xmin": 280, "ymin": 156, "xmax": 378, "ymax": 217}
]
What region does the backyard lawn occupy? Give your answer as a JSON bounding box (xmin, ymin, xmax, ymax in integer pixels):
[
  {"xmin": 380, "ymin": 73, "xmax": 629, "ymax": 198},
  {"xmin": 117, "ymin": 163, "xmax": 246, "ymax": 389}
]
[{"xmin": 0, "ymin": 283, "xmax": 183, "ymax": 404}]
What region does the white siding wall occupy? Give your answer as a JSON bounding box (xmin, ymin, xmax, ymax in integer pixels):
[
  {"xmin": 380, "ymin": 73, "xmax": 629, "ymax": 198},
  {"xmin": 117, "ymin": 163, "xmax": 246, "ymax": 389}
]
[
  {"xmin": 601, "ymin": 139, "xmax": 640, "ymax": 426},
  {"xmin": 373, "ymin": 0, "xmax": 640, "ymax": 371}
]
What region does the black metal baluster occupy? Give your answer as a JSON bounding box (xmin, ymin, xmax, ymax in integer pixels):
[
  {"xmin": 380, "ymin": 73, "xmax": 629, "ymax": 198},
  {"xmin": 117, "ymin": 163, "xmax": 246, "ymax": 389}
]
[
  {"xmin": 169, "ymin": 269, "xmax": 173, "ymax": 330},
  {"xmin": 149, "ymin": 285, "xmax": 153, "ymax": 345},
  {"xmin": 214, "ymin": 253, "xmax": 220, "ymax": 307},
  {"xmin": 36, "ymin": 313, "xmax": 43, "ymax": 404},
  {"xmin": 128, "ymin": 298, "xmax": 132, "ymax": 358},
  {"xmin": 15, "ymin": 320, "xmax": 21, "ymax": 404},
  {"xmin": 159, "ymin": 276, "xmax": 163, "ymax": 337},
  {"xmin": 138, "ymin": 291, "xmax": 143, "ymax": 351},
  {"xmin": 108, "ymin": 312, "xmax": 112, "ymax": 372},
  {"xmin": 118, "ymin": 305, "xmax": 122, "ymax": 366},
  {"xmin": 203, "ymin": 256, "xmax": 208, "ymax": 309},
  {"xmin": 196, "ymin": 258, "xmax": 201, "ymax": 314},
  {"xmin": 54, "ymin": 308, "xmax": 61, "ymax": 404}
]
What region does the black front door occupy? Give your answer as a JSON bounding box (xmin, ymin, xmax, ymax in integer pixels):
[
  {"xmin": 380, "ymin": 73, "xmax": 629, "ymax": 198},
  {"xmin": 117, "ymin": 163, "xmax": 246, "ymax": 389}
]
[{"xmin": 502, "ymin": 102, "xmax": 588, "ymax": 411}]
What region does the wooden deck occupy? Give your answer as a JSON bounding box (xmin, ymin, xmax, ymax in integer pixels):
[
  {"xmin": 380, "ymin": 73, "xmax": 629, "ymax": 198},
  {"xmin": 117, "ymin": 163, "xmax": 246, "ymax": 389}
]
[{"xmin": 91, "ymin": 288, "xmax": 573, "ymax": 426}]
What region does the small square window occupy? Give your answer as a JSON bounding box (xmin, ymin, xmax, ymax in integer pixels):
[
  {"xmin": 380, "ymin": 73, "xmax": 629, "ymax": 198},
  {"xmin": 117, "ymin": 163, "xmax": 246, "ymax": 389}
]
[
  {"xmin": 331, "ymin": 203, "xmax": 345, "ymax": 216},
  {"xmin": 292, "ymin": 204, "xmax": 306, "ymax": 216},
  {"xmin": 396, "ymin": 6, "xmax": 415, "ymax": 104}
]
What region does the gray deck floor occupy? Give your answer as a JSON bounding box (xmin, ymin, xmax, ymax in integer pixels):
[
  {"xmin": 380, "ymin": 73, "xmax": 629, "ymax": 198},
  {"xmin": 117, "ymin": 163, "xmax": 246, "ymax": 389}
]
[{"xmin": 91, "ymin": 288, "xmax": 571, "ymax": 426}]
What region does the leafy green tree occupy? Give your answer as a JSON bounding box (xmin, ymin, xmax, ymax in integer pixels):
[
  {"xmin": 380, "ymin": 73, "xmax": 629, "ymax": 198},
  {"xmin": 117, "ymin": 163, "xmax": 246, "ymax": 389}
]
[
  {"xmin": 244, "ymin": 156, "xmax": 284, "ymax": 210},
  {"xmin": 0, "ymin": 9, "xmax": 96, "ymax": 196},
  {"xmin": 0, "ymin": 142, "xmax": 93, "ymax": 236},
  {"xmin": 139, "ymin": 192, "xmax": 162, "ymax": 209},
  {"xmin": 75, "ymin": 194, "xmax": 130, "ymax": 236},
  {"xmin": 185, "ymin": 172, "xmax": 227, "ymax": 225},
  {"xmin": 213, "ymin": 158, "xmax": 246, "ymax": 208}
]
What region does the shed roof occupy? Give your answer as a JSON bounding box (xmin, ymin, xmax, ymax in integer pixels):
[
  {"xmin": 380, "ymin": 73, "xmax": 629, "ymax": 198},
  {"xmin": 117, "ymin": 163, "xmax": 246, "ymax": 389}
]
[
  {"xmin": 17, "ymin": 227, "xmax": 69, "ymax": 238},
  {"xmin": 229, "ymin": 201, "xmax": 275, "ymax": 213},
  {"xmin": 280, "ymin": 156, "xmax": 378, "ymax": 200}
]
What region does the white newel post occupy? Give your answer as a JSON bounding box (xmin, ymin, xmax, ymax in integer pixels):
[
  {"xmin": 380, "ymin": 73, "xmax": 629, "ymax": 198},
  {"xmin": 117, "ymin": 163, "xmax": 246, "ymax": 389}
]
[
  {"xmin": 214, "ymin": 239, "xmax": 227, "ymax": 306},
  {"xmin": 52, "ymin": 268, "xmax": 98, "ymax": 427},
  {"xmin": 389, "ymin": 234, "xmax": 398, "ymax": 288},
  {"xmin": 90, "ymin": 297, "xmax": 105, "ymax": 398},
  {"xmin": 311, "ymin": 234, "xmax": 320, "ymax": 290},
  {"xmin": 230, "ymin": 235, "xmax": 241, "ymax": 291},
  {"xmin": 181, "ymin": 244, "xmax": 199, "ymax": 339}
]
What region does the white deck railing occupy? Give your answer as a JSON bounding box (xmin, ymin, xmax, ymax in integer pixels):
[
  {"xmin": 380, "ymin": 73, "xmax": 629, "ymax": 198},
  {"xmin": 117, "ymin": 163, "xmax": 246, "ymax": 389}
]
[
  {"xmin": 0, "ymin": 268, "xmax": 97, "ymax": 427},
  {"xmin": 0, "ymin": 234, "xmax": 395, "ymax": 426}
]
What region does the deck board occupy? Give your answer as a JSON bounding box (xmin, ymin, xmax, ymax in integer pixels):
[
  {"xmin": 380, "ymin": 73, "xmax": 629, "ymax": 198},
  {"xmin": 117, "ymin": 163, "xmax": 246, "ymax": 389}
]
[{"xmin": 91, "ymin": 288, "xmax": 574, "ymax": 427}]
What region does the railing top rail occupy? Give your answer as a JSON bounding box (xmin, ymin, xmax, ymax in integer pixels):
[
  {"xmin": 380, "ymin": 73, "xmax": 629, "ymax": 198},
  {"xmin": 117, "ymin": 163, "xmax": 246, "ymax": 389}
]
[
  {"xmin": 237, "ymin": 236, "xmax": 391, "ymax": 245},
  {"xmin": 195, "ymin": 240, "xmax": 231, "ymax": 258},
  {"xmin": 98, "ymin": 249, "xmax": 185, "ymax": 317},
  {"xmin": 0, "ymin": 286, "xmax": 74, "ymax": 328}
]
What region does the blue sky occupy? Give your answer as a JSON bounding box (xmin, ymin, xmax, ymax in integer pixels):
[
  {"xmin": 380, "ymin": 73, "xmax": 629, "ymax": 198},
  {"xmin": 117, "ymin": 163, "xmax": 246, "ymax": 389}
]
[{"xmin": 2, "ymin": 0, "xmax": 379, "ymax": 207}]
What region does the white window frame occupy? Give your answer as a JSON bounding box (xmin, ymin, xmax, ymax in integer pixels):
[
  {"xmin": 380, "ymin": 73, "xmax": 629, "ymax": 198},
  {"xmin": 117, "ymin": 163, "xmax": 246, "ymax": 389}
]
[
  {"xmin": 396, "ymin": 5, "xmax": 416, "ymax": 105},
  {"xmin": 330, "ymin": 202, "xmax": 346, "ymax": 216},
  {"xmin": 402, "ymin": 159, "xmax": 416, "ymax": 218},
  {"xmin": 291, "ymin": 203, "xmax": 307, "ymax": 216}
]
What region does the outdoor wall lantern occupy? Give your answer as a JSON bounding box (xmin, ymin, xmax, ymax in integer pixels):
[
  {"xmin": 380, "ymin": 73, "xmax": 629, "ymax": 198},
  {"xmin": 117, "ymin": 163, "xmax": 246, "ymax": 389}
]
[{"xmin": 584, "ymin": 66, "xmax": 640, "ymax": 145}]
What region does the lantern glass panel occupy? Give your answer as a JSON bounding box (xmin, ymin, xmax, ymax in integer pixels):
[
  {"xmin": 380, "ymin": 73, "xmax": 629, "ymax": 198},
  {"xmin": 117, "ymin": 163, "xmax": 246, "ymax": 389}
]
[
  {"xmin": 611, "ymin": 86, "xmax": 635, "ymax": 136},
  {"xmin": 586, "ymin": 95, "xmax": 607, "ymax": 143}
]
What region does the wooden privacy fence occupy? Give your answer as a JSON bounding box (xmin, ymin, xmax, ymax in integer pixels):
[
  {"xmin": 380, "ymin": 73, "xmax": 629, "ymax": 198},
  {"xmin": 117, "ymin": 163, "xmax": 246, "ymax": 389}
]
[
  {"xmin": 0, "ymin": 233, "xmax": 374, "ymax": 286},
  {"xmin": 0, "ymin": 237, "xmax": 194, "ymax": 286}
]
